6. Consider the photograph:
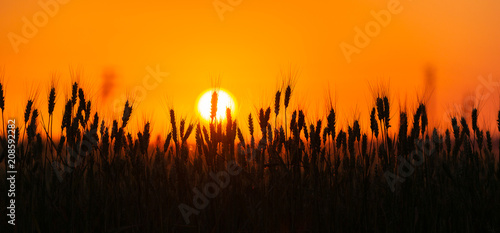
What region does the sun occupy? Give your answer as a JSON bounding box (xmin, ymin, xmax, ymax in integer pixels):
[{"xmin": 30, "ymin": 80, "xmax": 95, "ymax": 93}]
[{"xmin": 197, "ymin": 89, "xmax": 236, "ymax": 121}]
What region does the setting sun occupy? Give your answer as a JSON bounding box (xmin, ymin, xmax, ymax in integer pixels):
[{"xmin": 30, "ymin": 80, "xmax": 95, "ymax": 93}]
[
  {"xmin": 3, "ymin": 0, "xmax": 500, "ymax": 231},
  {"xmin": 197, "ymin": 89, "xmax": 236, "ymax": 121}
]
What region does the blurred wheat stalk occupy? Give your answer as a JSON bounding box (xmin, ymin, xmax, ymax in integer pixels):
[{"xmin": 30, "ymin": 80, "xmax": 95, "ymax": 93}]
[{"xmin": 0, "ymin": 75, "xmax": 499, "ymax": 233}]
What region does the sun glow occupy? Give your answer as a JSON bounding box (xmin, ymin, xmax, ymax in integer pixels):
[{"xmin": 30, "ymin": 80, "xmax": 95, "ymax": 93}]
[{"xmin": 197, "ymin": 89, "xmax": 236, "ymax": 121}]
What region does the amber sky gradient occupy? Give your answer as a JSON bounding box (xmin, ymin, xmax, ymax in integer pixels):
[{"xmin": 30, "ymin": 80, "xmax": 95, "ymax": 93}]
[{"xmin": 1, "ymin": 0, "xmax": 500, "ymax": 139}]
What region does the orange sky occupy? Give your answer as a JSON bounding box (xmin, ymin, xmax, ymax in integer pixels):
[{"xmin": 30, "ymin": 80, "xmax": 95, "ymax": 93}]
[{"xmin": 1, "ymin": 0, "xmax": 500, "ymax": 138}]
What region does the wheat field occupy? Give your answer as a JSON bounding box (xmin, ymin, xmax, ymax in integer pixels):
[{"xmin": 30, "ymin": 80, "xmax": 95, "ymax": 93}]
[{"xmin": 0, "ymin": 79, "xmax": 499, "ymax": 233}]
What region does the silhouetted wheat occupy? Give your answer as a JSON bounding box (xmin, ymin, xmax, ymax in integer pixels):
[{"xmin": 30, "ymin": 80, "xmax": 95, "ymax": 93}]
[{"xmin": 0, "ymin": 79, "xmax": 498, "ymax": 233}]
